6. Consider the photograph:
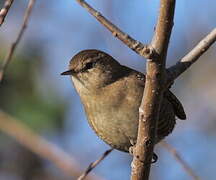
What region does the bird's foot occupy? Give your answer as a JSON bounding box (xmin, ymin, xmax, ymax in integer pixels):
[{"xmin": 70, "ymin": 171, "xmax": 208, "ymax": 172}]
[
  {"xmin": 129, "ymin": 146, "xmax": 134, "ymax": 155},
  {"xmin": 129, "ymin": 139, "xmax": 158, "ymax": 163},
  {"xmin": 129, "ymin": 139, "xmax": 136, "ymax": 155},
  {"xmin": 130, "ymin": 149, "xmax": 158, "ymax": 164}
]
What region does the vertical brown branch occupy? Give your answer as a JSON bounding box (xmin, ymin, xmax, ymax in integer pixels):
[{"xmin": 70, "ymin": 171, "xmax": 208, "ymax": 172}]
[
  {"xmin": 0, "ymin": 0, "xmax": 36, "ymax": 82},
  {"xmin": 0, "ymin": 0, "xmax": 14, "ymax": 26},
  {"xmin": 130, "ymin": 0, "xmax": 176, "ymax": 180}
]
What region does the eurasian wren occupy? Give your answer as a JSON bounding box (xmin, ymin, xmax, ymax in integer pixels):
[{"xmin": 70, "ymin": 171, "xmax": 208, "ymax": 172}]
[{"xmin": 61, "ymin": 49, "xmax": 186, "ymax": 152}]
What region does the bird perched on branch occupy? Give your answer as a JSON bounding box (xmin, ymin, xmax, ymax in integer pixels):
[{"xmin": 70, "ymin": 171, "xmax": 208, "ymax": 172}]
[{"xmin": 61, "ymin": 49, "xmax": 186, "ymax": 152}]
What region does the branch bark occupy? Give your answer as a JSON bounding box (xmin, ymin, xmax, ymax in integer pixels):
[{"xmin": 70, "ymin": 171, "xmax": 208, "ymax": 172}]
[
  {"xmin": 75, "ymin": 0, "xmax": 154, "ymax": 59},
  {"xmin": 0, "ymin": 110, "xmax": 104, "ymax": 180},
  {"xmin": 0, "ymin": 0, "xmax": 14, "ymax": 26},
  {"xmin": 167, "ymin": 28, "xmax": 216, "ymax": 83},
  {"xmin": 0, "ymin": 0, "xmax": 36, "ymax": 83},
  {"xmin": 131, "ymin": 1, "xmax": 176, "ymax": 180}
]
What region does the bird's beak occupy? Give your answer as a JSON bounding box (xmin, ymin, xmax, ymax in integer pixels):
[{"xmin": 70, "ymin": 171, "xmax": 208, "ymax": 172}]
[{"xmin": 61, "ymin": 69, "xmax": 75, "ymax": 75}]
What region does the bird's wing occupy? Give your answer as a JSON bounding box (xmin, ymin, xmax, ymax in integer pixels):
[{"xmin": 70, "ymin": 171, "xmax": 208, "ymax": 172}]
[{"xmin": 122, "ymin": 66, "xmax": 186, "ymax": 120}]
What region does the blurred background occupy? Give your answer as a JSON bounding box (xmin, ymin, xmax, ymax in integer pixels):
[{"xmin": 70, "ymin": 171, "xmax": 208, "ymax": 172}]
[{"xmin": 0, "ymin": 0, "xmax": 215, "ymax": 180}]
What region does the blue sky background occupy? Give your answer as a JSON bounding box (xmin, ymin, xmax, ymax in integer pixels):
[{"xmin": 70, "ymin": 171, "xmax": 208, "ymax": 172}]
[{"xmin": 0, "ymin": 0, "xmax": 216, "ymax": 180}]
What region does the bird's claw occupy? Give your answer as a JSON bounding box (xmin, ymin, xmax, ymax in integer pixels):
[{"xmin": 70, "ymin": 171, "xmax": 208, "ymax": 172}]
[
  {"xmin": 129, "ymin": 146, "xmax": 134, "ymax": 155},
  {"xmin": 152, "ymin": 152, "xmax": 158, "ymax": 163}
]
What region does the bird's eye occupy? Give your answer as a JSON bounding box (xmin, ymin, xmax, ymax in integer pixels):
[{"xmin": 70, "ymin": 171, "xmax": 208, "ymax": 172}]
[{"xmin": 85, "ymin": 62, "xmax": 96, "ymax": 70}]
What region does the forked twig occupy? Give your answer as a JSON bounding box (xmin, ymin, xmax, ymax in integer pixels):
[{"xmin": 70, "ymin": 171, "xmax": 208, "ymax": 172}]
[
  {"xmin": 0, "ymin": 0, "xmax": 36, "ymax": 82},
  {"xmin": 78, "ymin": 148, "xmax": 113, "ymax": 180},
  {"xmin": 160, "ymin": 141, "xmax": 201, "ymax": 180},
  {"xmin": 0, "ymin": 0, "xmax": 14, "ymax": 26}
]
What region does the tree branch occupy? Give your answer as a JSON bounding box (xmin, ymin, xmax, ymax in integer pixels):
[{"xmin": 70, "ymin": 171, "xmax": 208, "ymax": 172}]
[
  {"xmin": 0, "ymin": 110, "xmax": 104, "ymax": 180},
  {"xmin": 78, "ymin": 148, "xmax": 113, "ymax": 180},
  {"xmin": 75, "ymin": 0, "xmax": 154, "ymax": 59},
  {"xmin": 0, "ymin": 0, "xmax": 36, "ymax": 83},
  {"xmin": 0, "ymin": 0, "xmax": 14, "ymax": 26},
  {"xmin": 167, "ymin": 28, "xmax": 216, "ymax": 83},
  {"xmin": 131, "ymin": 1, "xmax": 176, "ymax": 180},
  {"xmin": 160, "ymin": 141, "xmax": 201, "ymax": 180}
]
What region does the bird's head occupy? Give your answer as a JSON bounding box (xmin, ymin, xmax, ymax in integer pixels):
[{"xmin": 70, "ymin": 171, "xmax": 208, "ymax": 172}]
[{"xmin": 61, "ymin": 49, "xmax": 121, "ymax": 90}]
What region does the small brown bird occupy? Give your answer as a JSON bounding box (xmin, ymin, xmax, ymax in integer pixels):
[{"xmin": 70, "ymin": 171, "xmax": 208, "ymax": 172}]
[{"xmin": 61, "ymin": 49, "xmax": 186, "ymax": 152}]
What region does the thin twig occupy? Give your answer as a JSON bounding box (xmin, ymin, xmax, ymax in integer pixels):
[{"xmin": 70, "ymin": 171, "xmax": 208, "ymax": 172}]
[
  {"xmin": 167, "ymin": 28, "xmax": 216, "ymax": 84},
  {"xmin": 0, "ymin": 110, "xmax": 104, "ymax": 180},
  {"xmin": 160, "ymin": 141, "xmax": 201, "ymax": 180},
  {"xmin": 75, "ymin": 0, "xmax": 153, "ymax": 59},
  {"xmin": 131, "ymin": 1, "xmax": 176, "ymax": 180},
  {"xmin": 0, "ymin": 0, "xmax": 14, "ymax": 26},
  {"xmin": 0, "ymin": 0, "xmax": 36, "ymax": 83},
  {"xmin": 78, "ymin": 148, "xmax": 113, "ymax": 180}
]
